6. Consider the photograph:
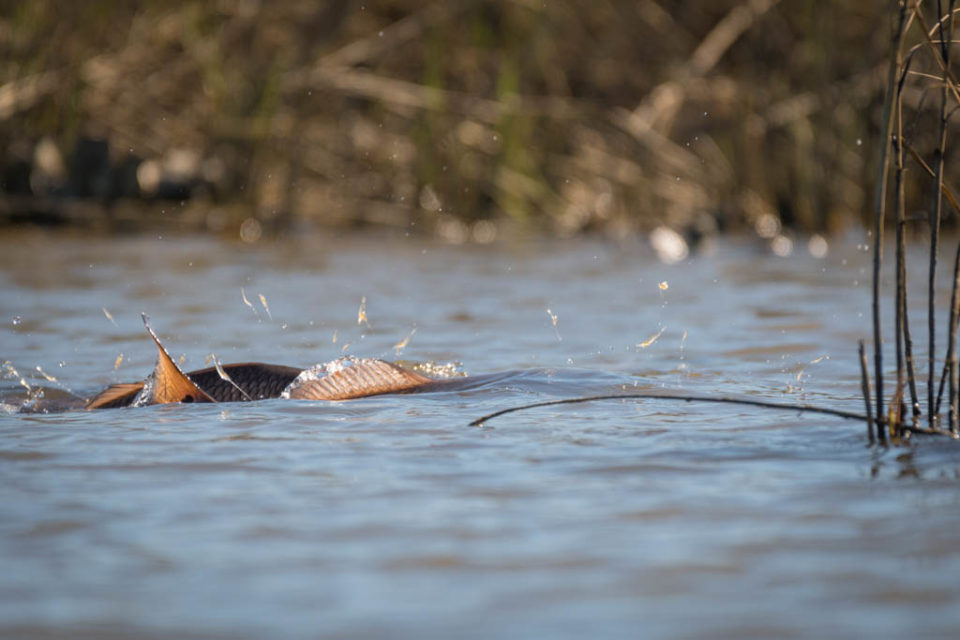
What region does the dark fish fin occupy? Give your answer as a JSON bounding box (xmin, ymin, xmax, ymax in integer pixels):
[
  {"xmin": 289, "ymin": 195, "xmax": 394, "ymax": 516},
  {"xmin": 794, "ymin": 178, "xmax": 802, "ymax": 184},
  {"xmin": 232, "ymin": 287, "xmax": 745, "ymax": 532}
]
[
  {"xmin": 86, "ymin": 382, "xmax": 145, "ymax": 409},
  {"xmin": 286, "ymin": 359, "xmax": 434, "ymax": 401},
  {"xmin": 142, "ymin": 313, "xmax": 215, "ymax": 404}
]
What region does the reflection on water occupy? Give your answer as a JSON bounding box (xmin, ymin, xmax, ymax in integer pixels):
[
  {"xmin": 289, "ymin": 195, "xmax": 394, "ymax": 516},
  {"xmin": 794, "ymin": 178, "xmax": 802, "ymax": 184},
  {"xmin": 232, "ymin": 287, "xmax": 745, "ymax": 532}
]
[{"xmin": 2, "ymin": 230, "xmax": 960, "ymax": 639}]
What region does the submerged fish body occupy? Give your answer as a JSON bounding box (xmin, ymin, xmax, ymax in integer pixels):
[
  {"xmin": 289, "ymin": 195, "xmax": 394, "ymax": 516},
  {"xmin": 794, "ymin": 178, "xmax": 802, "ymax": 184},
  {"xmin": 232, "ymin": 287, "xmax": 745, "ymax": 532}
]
[
  {"xmin": 85, "ymin": 316, "xmax": 437, "ymax": 409},
  {"xmin": 85, "ymin": 363, "xmax": 304, "ymax": 409},
  {"xmin": 186, "ymin": 363, "xmax": 303, "ymax": 402}
]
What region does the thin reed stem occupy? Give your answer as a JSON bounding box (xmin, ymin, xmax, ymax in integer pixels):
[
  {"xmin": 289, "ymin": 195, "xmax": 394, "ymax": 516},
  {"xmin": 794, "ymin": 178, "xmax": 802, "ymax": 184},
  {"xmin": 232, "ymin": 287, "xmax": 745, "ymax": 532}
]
[
  {"xmin": 860, "ymin": 340, "xmax": 877, "ymax": 444},
  {"xmin": 894, "ymin": 188, "xmax": 905, "ymax": 409},
  {"xmin": 947, "ymin": 241, "xmax": 960, "ymax": 432},
  {"xmin": 901, "ymin": 140, "xmax": 960, "ymax": 216},
  {"xmin": 873, "ymin": 4, "xmax": 908, "ymax": 427},
  {"xmin": 895, "ymin": 46, "xmax": 922, "ymax": 418},
  {"xmin": 901, "ymin": 263, "xmax": 922, "ymax": 417},
  {"xmin": 954, "ymin": 330, "xmax": 960, "ymax": 436},
  {"xmin": 935, "ymin": 243, "xmax": 960, "ymax": 420},
  {"xmin": 929, "ymin": 0, "xmax": 955, "ymax": 429}
]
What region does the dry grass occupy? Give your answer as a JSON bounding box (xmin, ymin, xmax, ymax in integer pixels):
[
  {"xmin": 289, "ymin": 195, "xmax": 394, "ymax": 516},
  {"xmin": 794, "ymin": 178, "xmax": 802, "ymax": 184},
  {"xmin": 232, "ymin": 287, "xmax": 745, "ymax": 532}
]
[
  {"xmin": 0, "ymin": 0, "xmax": 946, "ymax": 239},
  {"xmin": 867, "ymin": 0, "xmax": 960, "ymax": 443}
]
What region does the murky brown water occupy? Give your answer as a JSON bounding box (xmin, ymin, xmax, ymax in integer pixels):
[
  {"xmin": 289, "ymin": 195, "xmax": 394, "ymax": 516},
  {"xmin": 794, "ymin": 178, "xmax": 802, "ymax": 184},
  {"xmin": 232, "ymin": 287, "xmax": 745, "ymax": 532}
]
[{"xmin": 1, "ymin": 229, "xmax": 959, "ymax": 639}]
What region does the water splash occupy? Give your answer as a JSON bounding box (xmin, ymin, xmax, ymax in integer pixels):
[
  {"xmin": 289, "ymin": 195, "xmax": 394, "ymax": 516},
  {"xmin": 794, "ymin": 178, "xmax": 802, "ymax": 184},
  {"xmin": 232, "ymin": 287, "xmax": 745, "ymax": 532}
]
[
  {"xmin": 546, "ymin": 309, "xmax": 561, "ymax": 341},
  {"xmin": 393, "ymin": 327, "xmax": 417, "ymax": 355},
  {"xmin": 404, "ymin": 360, "xmax": 465, "ymax": 378},
  {"xmin": 281, "ymin": 357, "xmax": 371, "ymax": 399},
  {"xmin": 212, "ymin": 354, "xmax": 252, "ymax": 401},
  {"xmin": 637, "ymin": 327, "xmax": 666, "ymax": 349},
  {"xmin": 258, "ymin": 294, "xmax": 272, "ymax": 321},
  {"xmin": 131, "ymin": 375, "xmax": 156, "ymax": 407},
  {"xmin": 240, "ymin": 287, "xmax": 260, "ymax": 320},
  {"xmin": 357, "ymin": 297, "xmax": 370, "ymax": 328},
  {"xmin": 102, "ymin": 307, "xmax": 118, "ymax": 327}
]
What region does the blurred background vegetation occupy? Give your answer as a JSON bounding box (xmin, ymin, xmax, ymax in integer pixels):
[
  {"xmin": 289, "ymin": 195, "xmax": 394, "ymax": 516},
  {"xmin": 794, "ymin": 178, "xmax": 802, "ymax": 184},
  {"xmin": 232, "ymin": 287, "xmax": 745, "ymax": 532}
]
[{"xmin": 0, "ymin": 0, "xmax": 949, "ymax": 241}]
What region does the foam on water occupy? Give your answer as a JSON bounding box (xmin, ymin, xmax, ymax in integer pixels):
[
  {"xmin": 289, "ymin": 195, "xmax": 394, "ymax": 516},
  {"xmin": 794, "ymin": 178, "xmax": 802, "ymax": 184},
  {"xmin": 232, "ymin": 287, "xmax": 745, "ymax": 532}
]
[{"xmin": 280, "ymin": 356, "xmax": 382, "ymax": 399}]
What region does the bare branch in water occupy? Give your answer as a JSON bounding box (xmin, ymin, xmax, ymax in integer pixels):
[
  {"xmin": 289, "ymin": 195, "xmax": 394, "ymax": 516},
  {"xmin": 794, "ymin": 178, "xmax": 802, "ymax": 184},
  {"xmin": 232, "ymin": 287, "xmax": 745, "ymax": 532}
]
[{"xmin": 468, "ymin": 392, "xmax": 872, "ymax": 428}]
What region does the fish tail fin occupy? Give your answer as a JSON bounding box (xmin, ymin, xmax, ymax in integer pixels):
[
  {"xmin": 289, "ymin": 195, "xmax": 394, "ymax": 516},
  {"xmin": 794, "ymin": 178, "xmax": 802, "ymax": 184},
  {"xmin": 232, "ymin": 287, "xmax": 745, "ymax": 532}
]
[
  {"xmin": 85, "ymin": 382, "xmax": 145, "ymax": 409},
  {"xmin": 142, "ymin": 313, "xmax": 215, "ymax": 404}
]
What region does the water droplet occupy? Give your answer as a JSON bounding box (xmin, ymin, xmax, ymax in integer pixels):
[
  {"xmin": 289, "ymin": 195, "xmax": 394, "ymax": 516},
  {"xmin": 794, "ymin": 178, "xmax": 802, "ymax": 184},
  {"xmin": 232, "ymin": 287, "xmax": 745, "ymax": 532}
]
[
  {"xmin": 808, "ymin": 234, "xmax": 828, "ymax": 258},
  {"xmin": 856, "ymin": 139, "xmax": 862, "ymax": 146},
  {"xmin": 771, "ymin": 235, "xmax": 793, "ymax": 257}
]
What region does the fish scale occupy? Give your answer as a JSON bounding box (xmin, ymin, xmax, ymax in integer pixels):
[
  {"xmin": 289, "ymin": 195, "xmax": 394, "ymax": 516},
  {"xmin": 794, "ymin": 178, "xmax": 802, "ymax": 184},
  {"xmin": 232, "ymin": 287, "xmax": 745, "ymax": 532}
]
[
  {"xmin": 284, "ymin": 360, "xmax": 434, "ymax": 401},
  {"xmin": 188, "ymin": 364, "xmax": 302, "ymax": 402}
]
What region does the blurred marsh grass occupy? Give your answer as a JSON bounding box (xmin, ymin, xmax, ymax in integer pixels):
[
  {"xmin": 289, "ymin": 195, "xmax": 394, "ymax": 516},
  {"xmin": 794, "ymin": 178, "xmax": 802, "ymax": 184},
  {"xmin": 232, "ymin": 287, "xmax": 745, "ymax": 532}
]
[{"xmin": 0, "ymin": 0, "xmax": 945, "ymax": 240}]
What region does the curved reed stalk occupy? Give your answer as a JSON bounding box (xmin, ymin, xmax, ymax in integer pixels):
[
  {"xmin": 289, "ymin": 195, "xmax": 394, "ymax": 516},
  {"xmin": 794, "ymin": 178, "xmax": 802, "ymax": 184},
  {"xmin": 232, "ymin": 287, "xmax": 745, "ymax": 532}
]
[{"xmin": 467, "ymin": 392, "xmax": 872, "ymax": 428}]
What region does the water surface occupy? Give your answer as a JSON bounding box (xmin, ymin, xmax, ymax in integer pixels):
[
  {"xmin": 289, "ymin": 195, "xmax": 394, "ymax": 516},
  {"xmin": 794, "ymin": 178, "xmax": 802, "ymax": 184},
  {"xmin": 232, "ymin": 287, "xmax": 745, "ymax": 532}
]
[{"xmin": 1, "ymin": 230, "xmax": 959, "ymax": 639}]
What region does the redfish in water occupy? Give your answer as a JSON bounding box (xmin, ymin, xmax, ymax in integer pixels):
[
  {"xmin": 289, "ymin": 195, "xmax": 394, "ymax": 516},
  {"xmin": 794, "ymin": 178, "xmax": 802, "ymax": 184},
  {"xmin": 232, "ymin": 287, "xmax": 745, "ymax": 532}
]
[{"xmin": 85, "ymin": 315, "xmax": 436, "ymax": 409}]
